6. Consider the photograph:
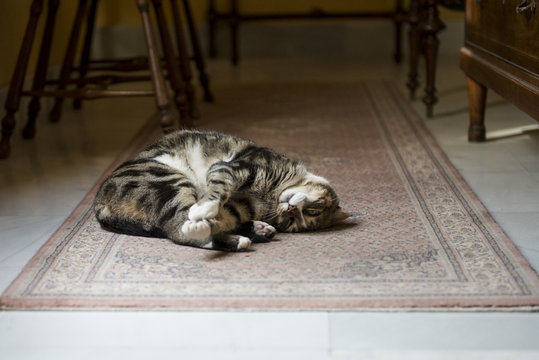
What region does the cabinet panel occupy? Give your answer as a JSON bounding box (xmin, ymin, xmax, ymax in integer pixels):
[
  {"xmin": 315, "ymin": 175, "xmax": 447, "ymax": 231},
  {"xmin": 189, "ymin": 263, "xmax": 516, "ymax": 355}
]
[{"xmin": 466, "ymin": 0, "xmax": 539, "ymax": 74}]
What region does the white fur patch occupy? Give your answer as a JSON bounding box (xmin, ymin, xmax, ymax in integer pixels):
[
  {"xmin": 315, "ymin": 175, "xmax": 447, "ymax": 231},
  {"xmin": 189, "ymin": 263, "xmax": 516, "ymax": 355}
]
[
  {"xmin": 153, "ymin": 153, "xmax": 186, "ymax": 171},
  {"xmin": 186, "ymin": 142, "xmax": 208, "ymax": 188},
  {"xmin": 181, "ymin": 220, "xmax": 211, "ymax": 240},
  {"xmin": 305, "ymin": 172, "xmax": 329, "ymax": 185},
  {"xmin": 100, "ymin": 206, "xmax": 111, "ymax": 218},
  {"xmin": 288, "ymin": 192, "xmax": 307, "ymax": 207},
  {"xmin": 237, "ymin": 236, "xmax": 252, "ymax": 250},
  {"xmin": 153, "ymin": 141, "xmax": 208, "ymax": 190},
  {"xmin": 188, "ymin": 200, "xmax": 219, "ymax": 221}
]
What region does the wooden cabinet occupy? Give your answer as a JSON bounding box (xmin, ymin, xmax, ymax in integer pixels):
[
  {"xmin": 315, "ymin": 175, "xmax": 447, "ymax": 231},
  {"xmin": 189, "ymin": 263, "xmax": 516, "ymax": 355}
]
[{"xmin": 460, "ymin": 0, "xmax": 539, "ymax": 141}]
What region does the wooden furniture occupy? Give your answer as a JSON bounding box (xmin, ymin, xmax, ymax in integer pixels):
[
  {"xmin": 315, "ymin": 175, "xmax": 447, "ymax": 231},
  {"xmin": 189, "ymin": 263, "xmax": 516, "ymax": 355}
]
[
  {"xmin": 207, "ymin": 0, "xmax": 407, "ymax": 66},
  {"xmin": 0, "ymin": 0, "xmax": 213, "ymax": 159},
  {"xmin": 406, "ymin": 0, "xmax": 448, "ymax": 118},
  {"xmin": 207, "ymin": 0, "xmax": 448, "ymax": 117},
  {"xmin": 460, "ymin": 0, "xmax": 539, "ymax": 141}
]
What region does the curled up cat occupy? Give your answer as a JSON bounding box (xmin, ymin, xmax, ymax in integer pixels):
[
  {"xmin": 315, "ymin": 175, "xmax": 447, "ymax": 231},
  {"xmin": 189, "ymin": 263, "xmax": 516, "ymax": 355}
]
[{"xmin": 93, "ymin": 130, "xmax": 349, "ymax": 251}]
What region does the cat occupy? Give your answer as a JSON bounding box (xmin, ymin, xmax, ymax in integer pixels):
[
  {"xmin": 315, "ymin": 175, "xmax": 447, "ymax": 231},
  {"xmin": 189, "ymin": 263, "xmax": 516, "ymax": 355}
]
[{"xmin": 93, "ymin": 130, "xmax": 348, "ymax": 251}]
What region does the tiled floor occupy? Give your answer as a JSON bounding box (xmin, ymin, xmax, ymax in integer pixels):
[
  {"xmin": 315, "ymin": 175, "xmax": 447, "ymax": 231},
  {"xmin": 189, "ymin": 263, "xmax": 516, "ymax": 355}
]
[{"xmin": 1, "ymin": 21, "xmax": 539, "ymax": 359}]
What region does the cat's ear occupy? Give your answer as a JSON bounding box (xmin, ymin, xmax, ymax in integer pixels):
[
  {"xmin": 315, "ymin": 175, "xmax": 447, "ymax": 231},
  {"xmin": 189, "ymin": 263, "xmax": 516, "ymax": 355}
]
[{"xmin": 332, "ymin": 207, "xmax": 351, "ymax": 224}]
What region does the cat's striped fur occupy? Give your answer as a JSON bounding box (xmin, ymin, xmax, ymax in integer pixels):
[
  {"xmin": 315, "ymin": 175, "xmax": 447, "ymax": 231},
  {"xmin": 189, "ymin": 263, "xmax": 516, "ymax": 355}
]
[{"xmin": 94, "ymin": 130, "xmax": 348, "ymax": 251}]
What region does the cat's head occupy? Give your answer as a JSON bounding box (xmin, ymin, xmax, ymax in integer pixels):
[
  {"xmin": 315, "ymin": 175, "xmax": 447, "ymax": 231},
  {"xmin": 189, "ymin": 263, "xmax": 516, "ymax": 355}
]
[{"xmin": 273, "ymin": 173, "xmax": 349, "ymax": 232}]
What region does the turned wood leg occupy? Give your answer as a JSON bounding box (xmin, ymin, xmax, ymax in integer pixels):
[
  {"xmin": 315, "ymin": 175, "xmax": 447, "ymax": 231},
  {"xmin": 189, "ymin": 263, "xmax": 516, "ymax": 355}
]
[
  {"xmin": 182, "ymin": 0, "xmax": 214, "ymax": 102},
  {"xmin": 393, "ymin": 0, "xmax": 405, "ymax": 64},
  {"xmin": 406, "ymin": 0, "xmax": 420, "ymax": 100},
  {"xmin": 208, "ymin": 0, "xmax": 217, "ymax": 58},
  {"xmin": 422, "ymin": 31, "xmax": 439, "ymax": 118},
  {"xmin": 49, "ymin": 0, "xmax": 88, "ymax": 123},
  {"xmin": 137, "ymin": 0, "xmax": 175, "ymax": 131},
  {"xmin": 230, "ymin": 0, "xmax": 239, "ymax": 66},
  {"xmin": 0, "ymin": 0, "xmax": 44, "ymax": 159},
  {"xmin": 73, "ymin": 0, "xmax": 99, "ymax": 110},
  {"xmin": 420, "ymin": 0, "xmax": 445, "ymax": 118},
  {"xmin": 152, "ymin": 0, "xmax": 191, "ymax": 128},
  {"xmin": 23, "ymin": 0, "xmax": 60, "ymax": 139},
  {"xmin": 170, "ymin": 0, "xmax": 198, "ymax": 121},
  {"xmin": 466, "ymin": 76, "xmax": 487, "ymax": 142}
]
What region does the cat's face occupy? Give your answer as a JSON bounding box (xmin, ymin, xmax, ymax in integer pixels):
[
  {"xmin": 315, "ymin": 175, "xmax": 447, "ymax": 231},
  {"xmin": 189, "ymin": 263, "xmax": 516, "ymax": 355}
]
[{"xmin": 273, "ymin": 174, "xmax": 349, "ymax": 232}]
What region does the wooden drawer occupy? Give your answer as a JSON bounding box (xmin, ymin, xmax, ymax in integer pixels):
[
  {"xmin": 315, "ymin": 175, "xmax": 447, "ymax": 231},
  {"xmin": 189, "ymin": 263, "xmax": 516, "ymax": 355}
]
[{"xmin": 466, "ymin": 0, "xmax": 539, "ymax": 78}]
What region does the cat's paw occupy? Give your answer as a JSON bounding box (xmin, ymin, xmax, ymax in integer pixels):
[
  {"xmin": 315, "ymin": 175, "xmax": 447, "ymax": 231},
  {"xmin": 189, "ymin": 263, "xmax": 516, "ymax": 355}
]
[
  {"xmin": 188, "ymin": 200, "xmax": 219, "ymax": 221},
  {"xmin": 252, "ymin": 221, "xmax": 276, "ymax": 241},
  {"xmin": 288, "ymin": 192, "xmax": 307, "ymax": 207},
  {"xmin": 181, "ymin": 220, "xmax": 211, "ymax": 240},
  {"xmin": 237, "ymin": 236, "xmax": 252, "ymax": 250}
]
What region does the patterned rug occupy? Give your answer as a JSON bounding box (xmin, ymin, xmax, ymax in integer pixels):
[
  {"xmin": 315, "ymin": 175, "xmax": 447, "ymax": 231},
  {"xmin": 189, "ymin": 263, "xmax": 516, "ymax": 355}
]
[{"xmin": 3, "ymin": 82, "xmax": 539, "ymax": 310}]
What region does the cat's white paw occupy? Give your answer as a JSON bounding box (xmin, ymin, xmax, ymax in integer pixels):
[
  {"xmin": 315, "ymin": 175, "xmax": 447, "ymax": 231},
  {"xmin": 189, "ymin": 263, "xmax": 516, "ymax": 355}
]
[
  {"xmin": 237, "ymin": 236, "xmax": 252, "ymax": 251},
  {"xmin": 253, "ymin": 221, "xmax": 276, "ymax": 239},
  {"xmin": 181, "ymin": 220, "xmax": 211, "ymax": 240},
  {"xmin": 188, "ymin": 200, "xmax": 219, "ymax": 221},
  {"xmin": 288, "ymin": 192, "xmax": 307, "ymax": 207}
]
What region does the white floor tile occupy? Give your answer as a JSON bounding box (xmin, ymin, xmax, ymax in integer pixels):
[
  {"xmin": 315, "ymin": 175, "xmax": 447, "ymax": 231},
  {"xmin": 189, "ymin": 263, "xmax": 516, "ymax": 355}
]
[
  {"xmin": 329, "ymin": 313, "xmax": 539, "ymax": 351},
  {"xmin": 0, "ymin": 312, "xmax": 329, "ymax": 349}
]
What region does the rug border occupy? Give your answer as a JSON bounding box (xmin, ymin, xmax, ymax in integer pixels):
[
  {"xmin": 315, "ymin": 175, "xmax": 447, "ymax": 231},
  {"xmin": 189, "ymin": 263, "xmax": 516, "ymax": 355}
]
[
  {"xmin": 2, "ymin": 82, "xmax": 539, "ymax": 311},
  {"xmin": 383, "ymin": 83, "xmax": 539, "ymax": 297},
  {"xmin": 0, "ymin": 115, "xmax": 161, "ymax": 310}
]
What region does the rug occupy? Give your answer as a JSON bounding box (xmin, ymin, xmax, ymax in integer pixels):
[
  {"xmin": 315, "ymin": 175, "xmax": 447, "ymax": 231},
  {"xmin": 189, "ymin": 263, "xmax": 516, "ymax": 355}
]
[{"xmin": 2, "ymin": 82, "xmax": 539, "ymax": 311}]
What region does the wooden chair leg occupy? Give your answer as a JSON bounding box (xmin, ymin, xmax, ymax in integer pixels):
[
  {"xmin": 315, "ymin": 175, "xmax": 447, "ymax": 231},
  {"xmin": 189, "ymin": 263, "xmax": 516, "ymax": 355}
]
[
  {"xmin": 420, "ymin": 0, "xmax": 445, "ymax": 118},
  {"xmin": 73, "ymin": 0, "xmax": 99, "ymax": 110},
  {"xmin": 406, "ymin": 0, "xmax": 420, "ymax": 100},
  {"xmin": 0, "ymin": 0, "xmax": 44, "ymax": 159},
  {"xmin": 151, "ymin": 0, "xmax": 191, "ymax": 128},
  {"xmin": 208, "ymin": 0, "xmax": 217, "ymax": 58},
  {"xmin": 466, "ymin": 76, "xmax": 487, "ymax": 142},
  {"xmin": 49, "ymin": 0, "xmax": 88, "ymax": 123},
  {"xmin": 137, "ymin": 0, "xmax": 175, "ymax": 131},
  {"xmin": 393, "ymin": 0, "xmax": 405, "ymax": 64},
  {"xmin": 170, "ymin": 0, "xmax": 199, "ymax": 119},
  {"xmin": 182, "ymin": 0, "xmax": 214, "ymax": 102},
  {"xmin": 23, "ymin": 0, "xmax": 60, "ymax": 140},
  {"xmin": 230, "ymin": 0, "xmax": 239, "ymax": 66}
]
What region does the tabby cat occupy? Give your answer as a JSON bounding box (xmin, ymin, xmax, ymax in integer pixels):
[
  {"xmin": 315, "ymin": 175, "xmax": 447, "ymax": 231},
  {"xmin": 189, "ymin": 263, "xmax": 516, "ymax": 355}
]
[{"xmin": 94, "ymin": 130, "xmax": 348, "ymax": 251}]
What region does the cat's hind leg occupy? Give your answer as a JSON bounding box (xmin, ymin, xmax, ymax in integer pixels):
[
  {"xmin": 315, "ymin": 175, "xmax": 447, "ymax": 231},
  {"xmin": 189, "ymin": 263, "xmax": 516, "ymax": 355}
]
[
  {"xmin": 211, "ymin": 234, "xmax": 252, "ymax": 251},
  {"xmin": 236, "ymin": 220, "xmax": 276, "ymax": 243},
  {"xmin": 179, "ymin": 218, "xmax": 253, "ymax": 252}
]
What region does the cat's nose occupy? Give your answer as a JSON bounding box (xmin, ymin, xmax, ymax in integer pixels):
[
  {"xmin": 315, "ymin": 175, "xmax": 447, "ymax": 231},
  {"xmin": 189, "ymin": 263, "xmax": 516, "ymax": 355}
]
[{"xmin": 287, "ymin": 204, "xmax": 296, "ymax": 212}]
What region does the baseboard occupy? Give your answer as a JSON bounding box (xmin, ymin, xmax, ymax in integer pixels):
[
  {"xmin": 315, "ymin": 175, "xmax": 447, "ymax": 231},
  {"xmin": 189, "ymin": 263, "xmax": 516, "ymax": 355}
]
[{"xmin": 90, "ymin": 20, "xmax": 464, "ymax": 60}]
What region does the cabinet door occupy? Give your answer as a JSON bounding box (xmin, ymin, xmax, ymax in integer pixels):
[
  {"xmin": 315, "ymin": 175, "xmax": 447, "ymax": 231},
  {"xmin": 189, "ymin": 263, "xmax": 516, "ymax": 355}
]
[{"xmin": 466, "ymin": 0, "xmax": 539, "ymax": 75}]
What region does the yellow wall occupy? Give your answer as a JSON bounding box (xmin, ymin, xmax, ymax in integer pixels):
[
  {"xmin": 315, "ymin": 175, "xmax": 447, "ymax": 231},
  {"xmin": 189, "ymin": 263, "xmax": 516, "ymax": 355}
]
[
  {"xmin": 0, "ymin": 0, "xmax": 79, "ymax": 88},
  {"xmin": 0, "ymin": 1, "xmax": 462, "ymax": 88}
]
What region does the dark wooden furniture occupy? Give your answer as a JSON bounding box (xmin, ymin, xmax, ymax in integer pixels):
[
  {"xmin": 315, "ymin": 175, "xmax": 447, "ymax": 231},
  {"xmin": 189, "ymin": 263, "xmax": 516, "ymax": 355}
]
[
  {"xmin": 207, "ymin": 0, "xmax": 448, "ymax": 117},
  {"xmin": 207, "ymin": 0, "xmax": 407, "ymax": 66},
  {"xmin": 0, "ymin": 0, "xmax": 213, "ymax": 159},
  {"xmin": 460, "ymin": 0, "xmax": 539, "ymax": 141},
  {"xmin": 406, "ymin": 0, "xmax": 447, "ymax": 118}
]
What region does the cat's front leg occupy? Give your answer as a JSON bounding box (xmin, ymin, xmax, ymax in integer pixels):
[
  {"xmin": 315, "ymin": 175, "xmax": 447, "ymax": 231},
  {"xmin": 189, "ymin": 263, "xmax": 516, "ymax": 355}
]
[
  {"xmin": 279, "ymin": 191, "xmax": 307, "ymax": 212},
  {"xmin": 188, "ymin": 161, "xmax": 249, "ymax": 222}
]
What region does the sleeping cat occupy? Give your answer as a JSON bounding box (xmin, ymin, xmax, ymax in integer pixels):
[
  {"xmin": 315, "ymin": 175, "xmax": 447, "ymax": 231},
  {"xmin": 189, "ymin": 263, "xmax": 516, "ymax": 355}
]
[{"xmin": 93, "ymin": 130, "xmax": 348, "ymax": 251}]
